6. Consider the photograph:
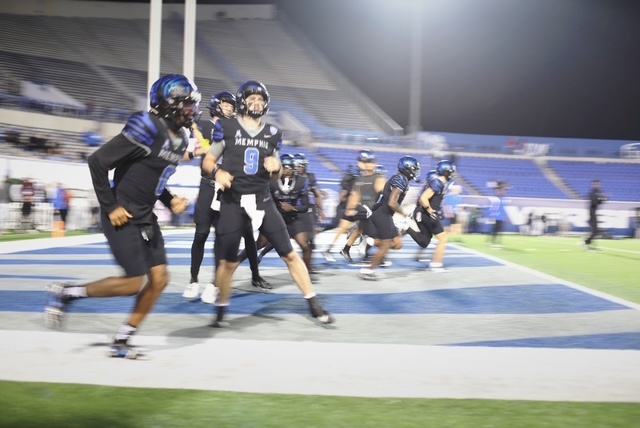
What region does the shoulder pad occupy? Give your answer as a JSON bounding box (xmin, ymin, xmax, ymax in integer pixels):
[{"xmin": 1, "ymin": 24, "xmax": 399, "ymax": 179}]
[
  {"xmin": 122, "ymin": 112, "xmax": 159, "ymax": 147},
  {"xmin": 430, "ymin": 178, "xmax": 445, "ymax": 194},
  {"xmin": 390, "ymin": 173, "xmax": 408, "ymax": 191},
  {"xmin": 212, "ymin": 120, "xmax": 224, "ymax": 142}
]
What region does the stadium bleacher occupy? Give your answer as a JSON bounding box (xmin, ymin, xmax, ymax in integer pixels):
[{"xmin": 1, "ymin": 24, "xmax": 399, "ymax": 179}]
[
  {"xmin": 0, "ymin": 10, "xmax": 638, "ymax": 203},
  {"xmin": 547, "ymin": 160, "xmax": 640, "ymax": 202}
]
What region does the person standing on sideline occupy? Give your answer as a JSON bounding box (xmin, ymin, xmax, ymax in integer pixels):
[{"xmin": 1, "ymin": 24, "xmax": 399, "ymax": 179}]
[
  {"xmin": 487, "ymin": 183, "xmax": 509, "ymax": 248},
  {"xmin": 20, "ymin": 177, "xmax": 35, "ymax": 231},
  {"xmin": 44, "ymin": 74, "xmax": 200, "ymax": 359},
  {"xmin": 584, "ymin": 179, "xmax": 607, "ymax": 251},
  {"xmin": 202, "ymin": 80, "xmax": 333, "ymax": 327},
  {"xmin": 53, "ymin": 183, "xmax": 70, "ymax": 230}
]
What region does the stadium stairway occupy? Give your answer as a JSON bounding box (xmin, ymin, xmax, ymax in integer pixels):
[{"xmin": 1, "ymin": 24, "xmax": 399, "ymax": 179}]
[{"xmin": 533, "ymin": 158, "xmax": 581, "ymax": 199}]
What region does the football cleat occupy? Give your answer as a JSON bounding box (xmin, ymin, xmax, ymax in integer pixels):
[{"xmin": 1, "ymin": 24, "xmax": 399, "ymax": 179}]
[
  {"xmin": 358, "ymin": 269, "xmax": 379, "ymax": 281},
  {"xmin": 323, "ymin": 251, "xmax": 336, "ymax": 263},
  {"xmin": 109, "ymin": 341, "xmax": 145, "ymax": 359},
  {"xmin": 44, "ymin": 282, "xmax": 75, "ymax": 329},
  {"xmin": 307, "ymin": 297, "xmax": 335, "ymax": 325},
  {"xmin": 200, "ymin": 283, "xmax": 218, "ymax": 304},
  {"xmin": 182, "ymin": 281, "xmax": 200, "ymax": 301},
  {"xmin": 340, "ymin": 248, "xmax": 354, "ymax": 263},
  {"xmin": 251, "ymin": 276, "xmax": 272, "ymax": 290}
]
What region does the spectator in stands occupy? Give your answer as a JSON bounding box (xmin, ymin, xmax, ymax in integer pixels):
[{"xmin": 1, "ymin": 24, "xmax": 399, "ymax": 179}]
[
  {"xmin": 44, "ymin": 74, "xmax": 200, "ymax": 359},
  {"xmin": 584, "ymin": 180, "xmax": 607, "ymax": 251},
  {"xmin": 30, "ymin": 133, "xmax": 49, "ymax": 153},
  {"xmin": 46, "ymin": 139, "xmax": 63, "ymax": 157},
  {"xmin": 6, "ymin": 129, "xmax": 21, "ymax": 146},
  {"xmin": 83, "ymin": 131, "xmax": 103, "ymax": 147},
  {"xmin": 53, "ymin": 183, "xmax": 70, "ymax": 229}
]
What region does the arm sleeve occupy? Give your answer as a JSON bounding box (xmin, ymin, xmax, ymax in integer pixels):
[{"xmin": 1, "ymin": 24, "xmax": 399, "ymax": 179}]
[
  {"xmin": 208, "ymin": 141, "xmax": 225, "ymax": 159},
  {"xmin": 159, "ymin": 188, "xmax": 175, "ymax": 208},
  {"xmin": 87, "ymin": 133, "xmax": 148, "ymax": 215}
]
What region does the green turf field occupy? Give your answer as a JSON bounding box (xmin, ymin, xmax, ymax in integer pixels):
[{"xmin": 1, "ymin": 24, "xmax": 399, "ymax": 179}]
[
  {"xmin": 454, "ymin": 234, "xmax": 640, "ymax": 304},
  {"xmin": 0, "ymin": 230, "xmax": 89, "ymax": 242},
  {"xmin": 1, "ymin": 381, "xmax": 639, "ymax": 428},
  {"xmin": 1, "ymin": 233, "xmax": 639, "ymax": 427}
]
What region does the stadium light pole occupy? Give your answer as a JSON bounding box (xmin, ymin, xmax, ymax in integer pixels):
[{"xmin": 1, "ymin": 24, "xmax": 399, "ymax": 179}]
[
  {"xmin": 183, "ymin": 0, "xmax": 197, "ymax": 82},
  {"xmin": 407, "ymin": 0, "xmax": 423, "ymax": 135},
  {"xmin": 147, "ymin": 0, "xmax": 162, "ymax": 108}
]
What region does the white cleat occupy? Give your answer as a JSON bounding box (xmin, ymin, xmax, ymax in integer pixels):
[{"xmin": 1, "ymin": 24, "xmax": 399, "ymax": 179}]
[
  {"xmin": 182, "ymin": 282, "xmax": 200, "ymax": 301},
  {"xmin": 323, "ymin": 251, "xmax": 336, "ymax": 263},
  {"xmin": 200, "ymin": 283, "xmax": 218, "ymax": 305}
]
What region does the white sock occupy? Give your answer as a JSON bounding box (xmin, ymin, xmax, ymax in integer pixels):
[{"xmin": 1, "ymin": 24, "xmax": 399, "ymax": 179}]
[
  {"xmin": 115, "ymin": 324, "xmax": 137, "ymax": 342},
  {"xmin": 65, "ymin": 286, "xmax": 87, "ymax": 298},
  {"xmin": 430, "ymin": 262, "xmax": 443, "ymax": 268},
  {"xmin": 304, "ymin": 293, "xmax": 317, "ymax": 299}
]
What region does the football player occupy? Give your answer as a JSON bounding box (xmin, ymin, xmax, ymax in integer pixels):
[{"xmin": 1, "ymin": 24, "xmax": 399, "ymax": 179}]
[{"xmin": 45, "ymin": 74, "xmax": 200, "ymax": 358}]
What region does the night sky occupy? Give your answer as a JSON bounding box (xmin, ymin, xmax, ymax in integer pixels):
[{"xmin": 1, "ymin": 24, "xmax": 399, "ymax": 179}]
[
  {"xmin": 276, "ymin": 0, "xmax": 640, "ymax": 140},
  {"xmin": 105, "ymin": 0, "xmax": 640, "ymax": 140}
]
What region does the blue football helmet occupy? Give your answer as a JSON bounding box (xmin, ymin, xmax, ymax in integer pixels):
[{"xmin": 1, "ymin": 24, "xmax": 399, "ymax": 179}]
[
  {"xmin": 293, "ymin": 153, "xmax": 309, "ymax": 169},
  {"xmin": 357, "ymin": 149, "xmax": 376, "ymax": 163},
  {"xmin": 435, "ymin": 159, "xmax": 456, "ymax": 180},
  {"xmin": 150, "ymin": 74, "xmax": 201, "ymax": 130},
  {"xmin": 280, "ymin": 153, "xmax": 296, "ymax": 170},
  {"xmin": 236, "ymin": 80, "xmax": 270, "ymax": 118},
  {"xmin": 397, "ymin": 156, "xmax": 421, "ymax": 181},
  {"xmin": 209, "ymin": 91, "xmax": 236, "ymax": 119}
]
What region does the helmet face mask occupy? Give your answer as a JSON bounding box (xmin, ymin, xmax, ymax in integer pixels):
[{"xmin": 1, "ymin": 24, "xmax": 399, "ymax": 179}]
[
  {"xmin": 397, "ymin": 156, "xmax": 421, "ymax": 181},
  {"xmin": 356, "ymin": 149, "xmax": 376, "ymax": 163},
  {"xmin": 357, "ymin": 150, "xmax": 376, "ymax": 173},
  {"xmin": 280, "ymin": 154, "xmax": 296, "ymax": 176},
  {"xmin": 293, "ymin": 153, "xmax": 308, "ymax": 172},
  {"xmin": 209, "ymin": 91, "xmax": 236, "ymax": 119},
  {"xmin": 150, "ymin": 74, "xmax": 201, "ymax": 131},
  {"xmin": 236, "ymin": 81, "xmax": 270, "ymax": 118}
]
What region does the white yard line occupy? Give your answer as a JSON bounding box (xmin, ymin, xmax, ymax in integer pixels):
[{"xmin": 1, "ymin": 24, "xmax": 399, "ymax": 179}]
[
  {"xmin": 451, "ymin": 243, "xmax": 640, "ymax": 311},
  {"xmin": 2, "ymin": 231, "xmax": 639, "ymax": 403},
  {"xmin": 1, "ymin": 330, "xmax": 638, "ymax": 402}
]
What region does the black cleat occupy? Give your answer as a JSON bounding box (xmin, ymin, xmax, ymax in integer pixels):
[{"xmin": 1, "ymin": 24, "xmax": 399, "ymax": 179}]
[
  {"xmin": 307, "ymin": 296, "xmax": 335, "ymax": 325},
  {"xmin": 251, "ymin": 276, "xmax": 272, "ymax": 290},
  {"xmin": 340, "ymin": 249, "xmax": 354, "ymax": 263}
]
